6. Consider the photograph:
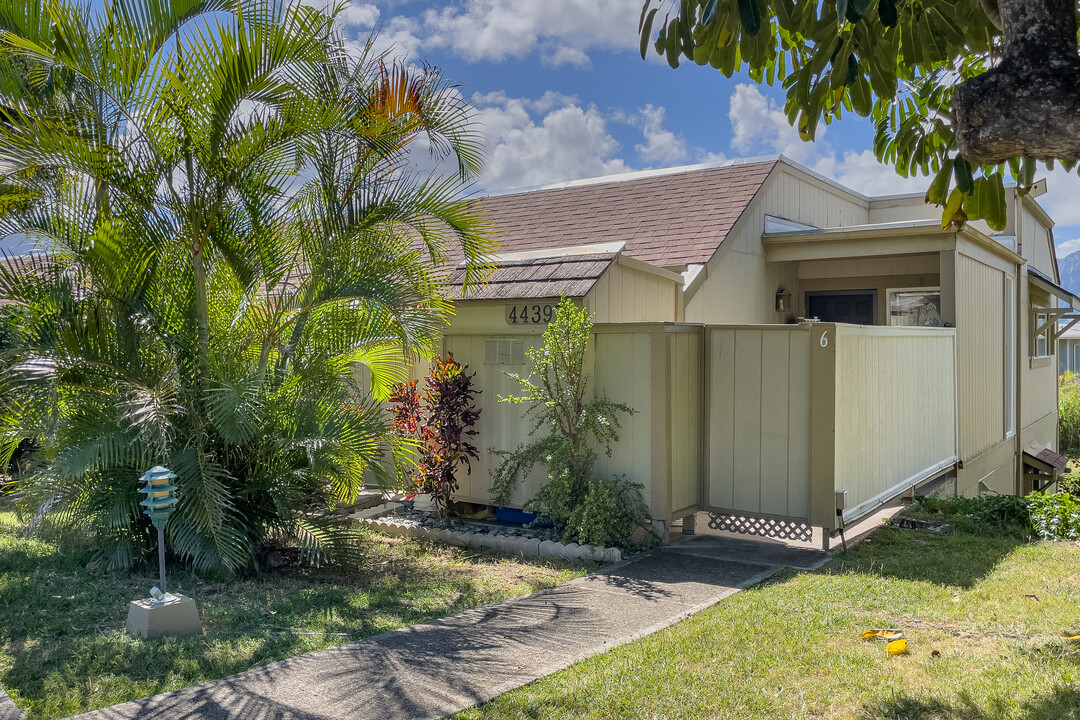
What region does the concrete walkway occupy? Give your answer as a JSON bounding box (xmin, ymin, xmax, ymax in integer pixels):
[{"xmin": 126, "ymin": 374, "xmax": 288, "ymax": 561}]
[
  {"xmin": 37, "ymin": 536, "xmax": 829, "ymax": 720},
  {"xmin": 0, "ymin": 687, "xmax": 23, "ymax": 720}
]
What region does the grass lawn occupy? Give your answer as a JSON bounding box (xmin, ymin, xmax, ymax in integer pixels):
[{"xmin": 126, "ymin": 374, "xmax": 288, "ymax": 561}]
[
  {"xmin": 0, "ymin": 512, "xmax": 586, "ymax": 719},
  {"xmin": 457, "ymin": 523, "xmax": 1080, "ymax": 720}
]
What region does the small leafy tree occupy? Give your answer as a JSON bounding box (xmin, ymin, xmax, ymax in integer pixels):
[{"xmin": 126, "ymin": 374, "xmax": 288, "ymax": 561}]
[
  {"xmin": 492, "ymin": 298, "xmax": 649, "ymax": 546},
  {"xmin": 391, "ymin": 356, "xmax": 481, "ymax": 517}
]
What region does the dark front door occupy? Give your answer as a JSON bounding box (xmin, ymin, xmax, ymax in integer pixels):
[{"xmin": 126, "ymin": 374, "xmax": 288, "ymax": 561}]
[{"xmin": 806, "ymin": 291, "xmax": 877, "ymax": 325}]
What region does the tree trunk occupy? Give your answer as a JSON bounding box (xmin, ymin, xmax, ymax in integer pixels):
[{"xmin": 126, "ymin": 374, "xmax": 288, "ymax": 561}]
[
  {"xmin": 953, "ymin": 0, "xmax": 1080, "ymax": 164},
  {"xmin": 192, "ymin": 242, "xmax": 210, "ymax": 366}
]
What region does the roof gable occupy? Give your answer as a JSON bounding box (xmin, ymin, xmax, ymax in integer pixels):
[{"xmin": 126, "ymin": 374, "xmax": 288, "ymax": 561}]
[{"xmin": 473, "ymin": 159, "xmax": 777, "ymax": 268}]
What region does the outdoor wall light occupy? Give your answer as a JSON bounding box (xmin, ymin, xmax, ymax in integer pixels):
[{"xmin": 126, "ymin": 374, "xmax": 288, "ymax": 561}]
[
  {"xmin": 775, "ymin": 287, "xmax": 792, "ymax": 313},
  {"xmin": 139, "ymin": 465, "xmax": 178, "ymax": 599}
]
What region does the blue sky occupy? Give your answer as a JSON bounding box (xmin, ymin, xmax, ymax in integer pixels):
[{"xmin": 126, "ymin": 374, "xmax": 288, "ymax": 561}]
[
  {"xmin": 341, "ymin": 0, "xmax": 1080, "ymax": 257},
  {"xmin": 7, "ymin": 0, "xmax": 1079, "ymax": 258}
]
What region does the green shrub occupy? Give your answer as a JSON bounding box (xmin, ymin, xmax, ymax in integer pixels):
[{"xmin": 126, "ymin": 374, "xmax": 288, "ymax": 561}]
[
  {"xmin": 1059, "ymin": 472, "xmax": 1080, "ymax": 497},
  {"xmin": 1059, "ymin": 372, "xmax": 1080, "ymax": 455},
  {"xmin": 1026, "ymin": 492, "xmax": 1080, "ymax": 541},
  {"xmin": 911, "ymin": 494, "xmax": 1033, "ymax": 537},
  {"xmin": 545, "ymin": 475, "xmax": 655, "ymax": 550}
]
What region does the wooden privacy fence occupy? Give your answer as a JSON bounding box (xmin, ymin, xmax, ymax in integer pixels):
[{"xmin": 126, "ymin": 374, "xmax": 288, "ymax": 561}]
[
  {"xmin": 702, "ymin": 322, "xmax": 957, "ymax": 534},
  {"xmin": 442, "ymin": 322, "xmax": 958, "ymax": 539}
]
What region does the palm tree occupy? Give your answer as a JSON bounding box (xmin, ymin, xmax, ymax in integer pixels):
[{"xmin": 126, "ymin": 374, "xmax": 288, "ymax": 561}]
[{"xmin": 0, "ymin": 0, "xmax": 494, "ymax": 574}]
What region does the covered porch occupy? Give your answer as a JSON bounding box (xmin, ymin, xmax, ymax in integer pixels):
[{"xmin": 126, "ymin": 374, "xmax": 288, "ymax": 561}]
[{"xmin": 760, "ymin": 218, "xmax": 1022, "ymax": 329}]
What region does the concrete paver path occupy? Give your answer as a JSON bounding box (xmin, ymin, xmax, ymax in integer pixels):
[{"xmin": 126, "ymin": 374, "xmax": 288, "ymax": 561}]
[{"xmin": 23, "ymin": 537, "xmax": 826, "ymax": 720}]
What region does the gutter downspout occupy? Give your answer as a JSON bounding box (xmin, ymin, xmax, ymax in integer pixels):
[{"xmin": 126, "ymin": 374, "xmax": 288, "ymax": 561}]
[{"xmin": 1014, "ymin": 190, "xmax": 1024, "ymax": 496}]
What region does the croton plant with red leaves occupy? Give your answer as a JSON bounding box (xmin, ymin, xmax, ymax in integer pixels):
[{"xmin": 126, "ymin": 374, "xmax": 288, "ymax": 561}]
[{"xmin": 390, "ymin": 355, "xmax": 481, "ymax": 517}]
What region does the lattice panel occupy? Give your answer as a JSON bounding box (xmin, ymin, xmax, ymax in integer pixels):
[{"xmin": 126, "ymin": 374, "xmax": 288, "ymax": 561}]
[{"xmin": 707, "ymin": 513, "xmax": 814, "ymax": 542}]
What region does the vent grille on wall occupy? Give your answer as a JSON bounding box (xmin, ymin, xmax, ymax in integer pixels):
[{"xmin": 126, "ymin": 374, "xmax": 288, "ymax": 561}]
[{"xmin": 484, "ymin": 338, "xmax": 526, "ymax": 365}]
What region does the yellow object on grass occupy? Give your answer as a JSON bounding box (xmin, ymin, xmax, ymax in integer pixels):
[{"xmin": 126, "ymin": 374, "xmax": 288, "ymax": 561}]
[
  {"xmin": 887, "ymin": 639, "xmax": 908, "ymax": 655},
  {"xmin": 861, "ymin": 629, "xmax": 903, "ymax": 641}
]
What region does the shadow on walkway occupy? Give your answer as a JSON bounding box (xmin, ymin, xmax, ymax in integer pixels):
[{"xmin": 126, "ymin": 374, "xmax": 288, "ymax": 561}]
[{"xmin": 74, "ymin": 549, "xmax": 777, "ymax": 720}]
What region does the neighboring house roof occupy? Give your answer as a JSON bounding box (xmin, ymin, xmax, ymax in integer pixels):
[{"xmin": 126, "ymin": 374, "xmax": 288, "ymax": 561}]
[
  {"xmin": 472, "ymin": 158, "xmax": 777, "ymax": 269},
  {"xmin": 0, "ymin": 252, "xmax": 58, "ymax": 307},
  {"xmin": 445, "ymin": 242, "xmax": 622, "ymax": 300},
  {"xmin": 1059, "ymin": 324, "xmax": 1080, "ymax": 340}
]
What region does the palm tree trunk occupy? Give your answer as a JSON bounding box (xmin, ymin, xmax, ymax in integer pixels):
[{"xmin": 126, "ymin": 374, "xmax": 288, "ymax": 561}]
[
  {"xmin": 185, "ymin": 145, "xmax": 210, "ymax": 372},
  {"xmin": 192, "ymin": 242, "xmax": 210, "ymax": 364}
]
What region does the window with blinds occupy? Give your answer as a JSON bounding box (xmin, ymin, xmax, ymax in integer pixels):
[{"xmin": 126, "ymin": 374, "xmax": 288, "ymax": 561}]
[{"xmin": 484, "ymin": 338, "xmax": 526, "ymax": 365}]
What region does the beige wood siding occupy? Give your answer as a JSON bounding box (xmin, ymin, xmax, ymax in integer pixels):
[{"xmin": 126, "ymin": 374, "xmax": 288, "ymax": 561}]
[
  {"xmin": 833, "ymin": 325, "xmax": 958, "ymax": 516},
  {"xmin": 444, "ymin": 326, "xmax": 662, "ymax": 517},
  {"xmin": 956, "ymin": 252, "xmax": 1007, "ymax": 460},
  {"xmin": 686, "ymin": 165, "xmax": 868, "ymax": 325},
  {"xmin": 867, "ymin": 197, "xmax": 936, "ymax": 225},
  {"xmin": 449, "ymin": 302, "xmax": 554, "ymax": 335},
  {"xmin": 705, "ymin": 325, "xmax": 811, "ymax": 518},
  {"xmin": 1022, "ymin": 285, "xmax": 1057, "ymax": 429},
  {"xmin": 764, "ymin": 167, "xmax": 869, "ymax": 228},
  {"xmin": 798, "ymin": 255, "xmax": 939, "ymax": 280},
  {"xmin": 668, "ymin": 329, "xmax": 702, "ymax": 514},
  {"xmin": 592, "ymin": 329, "xmax": 657, "ymax": 512},
  {"xmin": 442, "ymin": 334, "xmax": 549, "ymax": 507},
  {"xmin": 587, "ymin": 263, "xmax": 681, "ymax": 323}
]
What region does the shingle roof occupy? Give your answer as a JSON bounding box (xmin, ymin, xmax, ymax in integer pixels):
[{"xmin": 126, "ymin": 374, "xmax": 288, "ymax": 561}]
[
  {"xmin": 473, "ymin": 160, "xmax": 777, "ymax": 268},
  {"xmin": 0, "ymin": 252, "xmax": 60, "ymax": 307},
  {"xmin": 446, "ymin": 251, "xmax": 617, "ymax": 301}
]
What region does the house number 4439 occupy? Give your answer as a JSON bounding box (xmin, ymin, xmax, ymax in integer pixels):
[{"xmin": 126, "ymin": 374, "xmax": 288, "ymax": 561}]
[{"xmin": 506, "ymin": 304, "xmax": 554, "ymax": 324}]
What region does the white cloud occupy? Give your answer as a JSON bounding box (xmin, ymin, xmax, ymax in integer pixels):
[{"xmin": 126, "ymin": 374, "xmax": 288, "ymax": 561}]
[
  {"xmin": 339, "ymin": 0, "xmax": 640, "ymax": 66},
  {"xmin": 339, "ymin": 2, "xmax": 380, "ymax": 27},
  {"xmin": 812, "ymin": 150, "xmax": 928, "ymax": 197},
  {"xmin": 727, "ymin": 84, "xmax": 926, "ymax": 196},
  {"xmin": 631, "ymin": 105, "xmax": 689, "ymax": 165},
  {"xmin": 474, "ymin": 93, "xmax": 631, "ymax": 191},
  {"xmin": 1055, "ymin": 237, "xmax": 1080, "ymax": 258},
  {"xmin": 545, "ymin": 45, "xmax": 591, "ymax": 68},
  {"xmin": 728, "ymin": 84, "xmax": 817, "ymax": 163},
  {"xmin": 467, "ymin": 92, "xmax": 710, "ymax": 192},
  {"xmin": 1039, "ymin": 166, "xmax": 1080, "ymax": 228}
]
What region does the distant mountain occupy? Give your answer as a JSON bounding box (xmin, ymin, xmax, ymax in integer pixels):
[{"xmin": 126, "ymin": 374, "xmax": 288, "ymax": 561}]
[{"xmin": 1061, "ymin": 251, "xmax": 1080, "ymax": 297}]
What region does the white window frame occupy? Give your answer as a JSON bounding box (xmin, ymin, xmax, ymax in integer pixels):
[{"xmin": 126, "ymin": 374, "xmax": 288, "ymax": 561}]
[
  {"xmin": 1031, "ymin": 309, "xmax": 1051, "ymax": 359},
  {"xmin": 886, "ymin": 286, "xmax": 943, "ymax": 327}
]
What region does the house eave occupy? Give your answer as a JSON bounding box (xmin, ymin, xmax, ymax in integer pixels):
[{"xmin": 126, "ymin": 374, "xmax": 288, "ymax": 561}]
[
  {"xmin": 761, "ymin": 220, "xmax": 956, "ymax": 263},
  {"xmin": 956, "ymin": 225, "xmax": 1025, "ymax": 266}
]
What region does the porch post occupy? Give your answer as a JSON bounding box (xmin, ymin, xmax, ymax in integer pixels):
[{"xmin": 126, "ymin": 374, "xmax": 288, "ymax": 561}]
[
  {"xmin": 939, "ymin": 250, "xmax": 957, "ymax": 327},
  {"xmin": 649, "ymin": 326, "xmax": 672, "ymax": 537},
  {"xmin": 808, "ymin": 323, "xmax": 838, "ymax": 546}
]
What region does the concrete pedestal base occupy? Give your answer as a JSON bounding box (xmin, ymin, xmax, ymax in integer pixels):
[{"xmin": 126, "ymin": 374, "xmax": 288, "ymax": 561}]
[{"xmin": 126, "ymin": 594, "xmax": 202, "ymax": 639}]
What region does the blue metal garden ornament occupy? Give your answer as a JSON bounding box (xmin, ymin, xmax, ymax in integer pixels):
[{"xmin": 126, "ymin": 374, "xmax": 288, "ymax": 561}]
[{"xmin": 139, "ymin": 466, "xmax": 177, "ymax": 596}]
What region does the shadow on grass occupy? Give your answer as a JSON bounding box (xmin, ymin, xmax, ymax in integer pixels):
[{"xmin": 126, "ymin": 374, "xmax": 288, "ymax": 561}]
[
  {"xmin": 0, "ymin": 523, "xmax": 577, "ymax": 719},
  {"xmin": 824, "ymin": 526, "xmax": 1025, "ymax": 589},
  {"xmin": 862, "ymin": 686, "xmax": 1080, "ymax": 720}
]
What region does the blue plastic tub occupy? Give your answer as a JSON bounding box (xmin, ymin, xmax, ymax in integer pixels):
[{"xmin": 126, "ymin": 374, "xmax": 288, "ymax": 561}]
[{"xmin": 494, "ymin": 506, "xmax": 538, "ymax": 524}]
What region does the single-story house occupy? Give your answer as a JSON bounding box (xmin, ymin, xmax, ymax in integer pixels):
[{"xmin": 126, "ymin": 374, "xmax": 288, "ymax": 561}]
[
  {"xmin": 436, "ymin": 156, "xmax": 1076, "ymax": 546},
  {"xmin": 1058, "ymin": 324, "xmax": 1080, "ymax": 376}
]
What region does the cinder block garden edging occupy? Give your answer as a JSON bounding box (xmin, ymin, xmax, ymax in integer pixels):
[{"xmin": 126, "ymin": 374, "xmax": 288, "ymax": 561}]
[{"xmin": 360, "ymin": 514, "xmax": 623, "ymax": 563}]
